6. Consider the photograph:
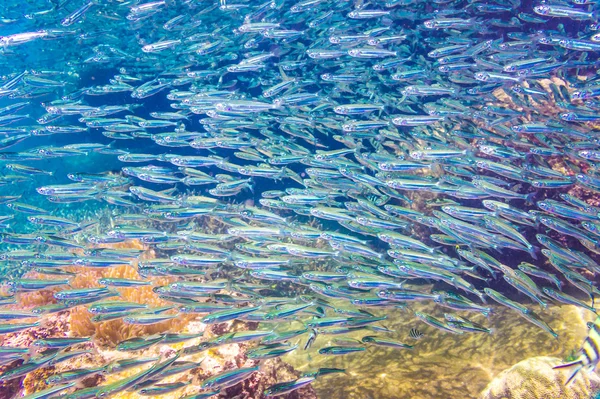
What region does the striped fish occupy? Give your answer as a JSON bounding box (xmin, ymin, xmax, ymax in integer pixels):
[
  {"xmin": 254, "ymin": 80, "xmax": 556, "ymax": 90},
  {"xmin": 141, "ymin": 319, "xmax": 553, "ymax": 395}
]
[
  {"xmin": 554, "ymin": 317, "xmax": 600, "ymax": 384},
  {"xmin": 409, "ymin": 328, "xmax": 424, "ymax": 340}
]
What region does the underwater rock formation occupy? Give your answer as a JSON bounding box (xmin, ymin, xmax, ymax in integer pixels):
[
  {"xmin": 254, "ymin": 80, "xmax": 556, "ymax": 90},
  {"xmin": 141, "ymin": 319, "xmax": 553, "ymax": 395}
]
[{"xmin": 479, "ymin": 356, "xmax": 600, "ymax": 399}]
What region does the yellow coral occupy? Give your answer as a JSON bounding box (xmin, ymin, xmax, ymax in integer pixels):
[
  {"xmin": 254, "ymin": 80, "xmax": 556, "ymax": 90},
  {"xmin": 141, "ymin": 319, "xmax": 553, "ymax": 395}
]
[{"xmin": 22, "ymin": 365, "xmax": 53, "ymax": 394}]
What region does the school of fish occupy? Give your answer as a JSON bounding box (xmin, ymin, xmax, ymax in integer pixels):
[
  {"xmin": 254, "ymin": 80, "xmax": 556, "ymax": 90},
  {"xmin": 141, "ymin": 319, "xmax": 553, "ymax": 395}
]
[{"xmin": 2, "ymin": 0, "xmax": 600, "ymax": 397}]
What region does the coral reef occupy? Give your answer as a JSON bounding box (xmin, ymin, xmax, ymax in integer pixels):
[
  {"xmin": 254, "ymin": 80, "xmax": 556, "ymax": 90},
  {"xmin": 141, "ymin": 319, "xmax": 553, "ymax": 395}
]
[
  {"xmin": 0, "ymin": 364, "xmax": 23, "ymax": 399},
  {"xmin": 15, "ymin": 270, "xmax": 62, "ymax": 308},
  {"xmin": 0, "ymin": 311, "xmax": 91, "ymax": 395},
  {"xmin": 479, "ymin": 356, "xmax": 600, "ymax": 399},
  {"xmin": 22, "ymin": 366, "xmax": 56, "ymax": 394},
  {"xmin": 222, "ymin": 358, "xmax": 318, "ymax": 399},
  {"xmin": 77, "ymin": 322, "xmax": 317, "ymax": 399},
  {"xmin": 284, "ymin": 296, "xmax": 592, "ymax": 399},
  {"xmin": 66, "ymin": 240, "xmax": 194, "ymax": 347},
  {"xmin": 0, "ymin": 296, "xmax": 317, "ymax": 399},
  {"xmin": 1, "ymin": 224, "xmax": 595, "ymax": 399},
  {"xmin": 0, "ymin": 311, "xmax": 70, "ymax": 349}
]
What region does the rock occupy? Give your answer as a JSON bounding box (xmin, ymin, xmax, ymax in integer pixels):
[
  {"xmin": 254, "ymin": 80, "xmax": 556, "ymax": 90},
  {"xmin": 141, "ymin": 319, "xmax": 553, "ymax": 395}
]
[
  {"xmin": 479, "ymin": 356, "xmax": 600, "ymax": 399},
  {"xmin": 0, "ymin": 360, "xmax": 24, "ymax": 399}
]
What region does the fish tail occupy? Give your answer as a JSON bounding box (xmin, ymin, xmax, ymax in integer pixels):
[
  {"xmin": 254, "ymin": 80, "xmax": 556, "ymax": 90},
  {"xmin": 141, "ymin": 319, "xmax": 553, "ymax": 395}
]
[
  {"xmin": 477, "ymin": 290, "xmax": 487, "ymax": 304},
  {"xmin": 525, "ymin": 192, "xmax": 536, "ymax": 205},
  {"xmin": 554, "ymin": 278, "xmax": 563, "ymax": 290},
  {"xmin": 528, "ymin": 245, "xmax": 539, "ymax": 260},
  {"xmin": 553, "ymin": 359, "xmax": 584, "ymax": 385}
]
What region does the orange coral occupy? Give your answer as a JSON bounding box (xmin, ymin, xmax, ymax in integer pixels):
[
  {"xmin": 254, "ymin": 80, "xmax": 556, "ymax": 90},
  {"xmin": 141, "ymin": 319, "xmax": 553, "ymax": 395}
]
[
  {"xmin": 13, "ymin": 271, "xmax": 64, "ymax": 309},
  {"xmin": 18, "ymin": 289, "xmax": 59, "ymax": 309},
  {"xmin": 68, "ymin": 239, "xmax": 195, "ymax": 347}
]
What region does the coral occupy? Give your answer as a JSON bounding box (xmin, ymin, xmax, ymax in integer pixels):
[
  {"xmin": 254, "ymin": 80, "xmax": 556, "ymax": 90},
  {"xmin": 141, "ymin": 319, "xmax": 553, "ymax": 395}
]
[
  {"xmin": 18, "ymin": 289, "xmax": 59, "ymax": 308},
  {"xmin": 16, "ymin": 271, "xmax": 63, "ymax": 309},
  {"xmin": 479, "ymin": 356, "xmax": 600, "ymax": 399},
  {"xmin": 0, "ymin": 312, "xmax": 78, "ymax": 396},
  {"xmin": 222, "ymin": 358, "xmax": 318, "ymax": 399},
  {"xmin": 0, "ymin": 363, "xmax": 23, "ymax": 399},
  {"xmin": 87, "ymin": 326, "xmax": 241, "ymax": 399},
  {"xmin": 568, "ymin": 184, "xmax": 600, "ymax": 208},
  {"xmin": 67, "ymin": 240, "xmax": 194, "ymax": 347},
  {"xmin": 22, "ymin": 365, "xmax": 54, "ymax": 394},
  {"xmin": 0, "ymin": 312, "xmax": 70, "ymax": 349},
  {"xmin": 68, "ymin": 306, "xmax": 96, "ymax": 340},
  {"xmin": 284, "ymin": 297, "xmax": 591, "ymax": 399}
]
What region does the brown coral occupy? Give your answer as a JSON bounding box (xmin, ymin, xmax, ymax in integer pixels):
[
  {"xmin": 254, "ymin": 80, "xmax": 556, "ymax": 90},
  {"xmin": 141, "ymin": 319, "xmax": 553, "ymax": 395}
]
[{"xmin": 0, "ymin": 363, "xmax": 23, "ymax": 399}]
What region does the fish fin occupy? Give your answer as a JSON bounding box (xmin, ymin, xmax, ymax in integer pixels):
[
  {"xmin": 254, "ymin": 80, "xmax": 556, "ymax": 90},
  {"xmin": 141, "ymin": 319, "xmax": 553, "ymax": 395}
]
[{"xmin": 553, "ymin": 359, "xmax": 584, "ymax": 385}]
